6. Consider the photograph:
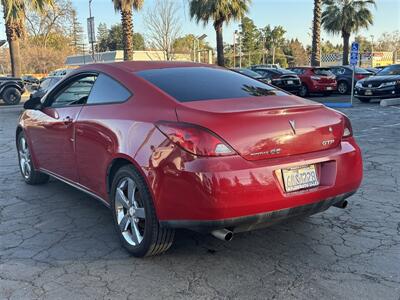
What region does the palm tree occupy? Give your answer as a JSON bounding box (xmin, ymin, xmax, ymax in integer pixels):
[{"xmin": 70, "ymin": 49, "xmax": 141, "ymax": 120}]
[
  {"xmin": 189, "ymin": 0, "xmax": 251, "ymax": 67},
  {"xmin": 311, "ymin": 0, "xmax": 322, "ymax": 66},
  {"xmin": 322, "ymin": 0, "xmax": 375, "ymax": 65},
  {"xmin": 1, "ymin": 0, "xmax": 53, "ymax": 77},
  {"xmin": 112, "ymin": 0, "xmax": 144, "ymax": 61}
]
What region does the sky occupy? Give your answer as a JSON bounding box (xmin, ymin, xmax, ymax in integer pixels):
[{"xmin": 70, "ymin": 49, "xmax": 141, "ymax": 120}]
[{"xmin": 1, "ymin": 0, "xmax": 400, "ymax": 48}]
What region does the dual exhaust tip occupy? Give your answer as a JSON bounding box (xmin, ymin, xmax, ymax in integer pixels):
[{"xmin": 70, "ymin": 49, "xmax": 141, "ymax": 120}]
[{"xmin": 210, "ymin": 200, "xmax": 348, "ymax": 241}]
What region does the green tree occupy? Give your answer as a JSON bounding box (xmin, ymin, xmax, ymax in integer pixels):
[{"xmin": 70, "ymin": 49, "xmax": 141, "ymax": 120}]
[
  {"xmin": 322, "ymin": 0, "xmax": 375, "ymax": 65},
  {"xmin": 99, "ymin": 23, "xmax": 144, "ymax": 52},
  {"xmin": 70, "ymin": 8, "xmax": 84, "ymax": 53},
  {"xmin": 311, "ymin": 0, "xmax": 322, "ymax": 66},
  {"xmin": 261, "ymin": 25, "xmax": 286, "ymax": 65},
  {"xmin": 239, "ymin": 16, "xmax": 261, "ymax": 66},
  {"xmin": 1, "ymin": 0, "xmax": 54, "ymax": 77},
  {"xmin": 112, "ymin": 0, "xmax": 144, "ymax": 61},
  {"xmin": 97, "ymin": 22, "xmax": 109, "ymax": 52},
  {"xmin": 189, "ymin": 0, "xmax": 251, "ymax": 66}
]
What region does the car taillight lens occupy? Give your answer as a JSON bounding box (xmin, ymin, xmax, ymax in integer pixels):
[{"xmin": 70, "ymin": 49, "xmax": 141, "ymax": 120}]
[
  {"xmin": 355, "ymin": 74, "xmax": 366, "ymax": 80},
  {"xmin": 155, "ymin": 121, "xmax": 236, "ymax": 157},
  {"xmin": 342, "ymin": 116, "xmax": 353, "ymax": 138}
]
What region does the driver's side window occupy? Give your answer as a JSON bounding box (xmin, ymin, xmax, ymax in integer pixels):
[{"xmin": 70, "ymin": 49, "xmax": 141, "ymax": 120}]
[{"xmin": 50, "ymin": 75, "xmax": 97, "ymax": 107}]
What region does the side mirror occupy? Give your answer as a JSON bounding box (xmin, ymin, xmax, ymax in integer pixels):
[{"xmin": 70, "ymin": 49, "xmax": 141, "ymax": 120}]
[{"xmin": 23, "ymin": 95, "xmax": 42, "ymax": 110}]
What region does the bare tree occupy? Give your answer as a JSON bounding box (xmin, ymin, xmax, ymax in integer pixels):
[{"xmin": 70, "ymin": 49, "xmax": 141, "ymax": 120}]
[
  {"xmin": 25, "ymin": 0, "xmax": 73, "ymax": 48},
  {"xmin": 143, "ymin": 0, "xmax": 181, "ymax": 60}
]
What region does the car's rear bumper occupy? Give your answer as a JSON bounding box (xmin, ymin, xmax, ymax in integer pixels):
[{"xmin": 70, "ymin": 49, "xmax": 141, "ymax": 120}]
[
  {"xmin": 150, "ymin": 138, "xmax": 363, "ymax": 228},
  {"xmin": 160, "ymin": 190, "xmax": 356, "ymax": 232},
  {"xmin": 310, "ymin": 83, "xmax": 337, "ymax": 93}
]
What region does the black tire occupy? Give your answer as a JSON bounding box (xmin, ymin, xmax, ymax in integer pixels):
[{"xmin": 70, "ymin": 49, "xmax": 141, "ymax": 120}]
[
  {"xmin": 2, "ymin": 87, "xmax": 21, "ymax": 105},
  {"xmin": 359, "ymin": 98, "xmax": 371, "ymax": 103},
  {"xmin": 17, "ymin": 132, "xmax": 49, "ymax": 185},
  {"xmin": 111, "ymin": 165, "xmax": 175, "ymax": 257},
  {"xmin": 337, "ymin": 81, "xmax": 349, "ymax": 95},
  {"xmin": 298, "ymin": 84, "xmax": 308, "ymax": 97}
]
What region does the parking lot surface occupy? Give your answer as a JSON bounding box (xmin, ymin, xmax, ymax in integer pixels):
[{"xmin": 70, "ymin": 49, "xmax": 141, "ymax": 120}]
[{"xmin": 1, "ymin": 102, "xmax": 399, "ymax": 299}]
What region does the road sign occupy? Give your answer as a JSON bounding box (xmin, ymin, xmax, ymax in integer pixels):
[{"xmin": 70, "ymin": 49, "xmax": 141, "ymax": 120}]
[
  {"xmin": 87, "ymin": 17, "xmax": 96, "ymax": 43},
  {"xmin": 350, "ymin": 42, "xmax": 359, "ymax": 66}
]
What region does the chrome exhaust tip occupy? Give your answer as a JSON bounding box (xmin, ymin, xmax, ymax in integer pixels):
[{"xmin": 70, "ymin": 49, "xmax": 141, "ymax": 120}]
[{"xmin": 211, "ymin": 229, "xmax": 233, "ymax": 241}]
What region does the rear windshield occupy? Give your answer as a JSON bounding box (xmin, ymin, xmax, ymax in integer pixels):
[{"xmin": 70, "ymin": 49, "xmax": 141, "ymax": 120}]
[
  {"xmin": 314, "ymin": 68, "xmax": 334, "ymax": 76},
  {"xmin": 136, "ymin": 67, "xmax": 280, "ymax": 102},
  {"xmin": 236, "ymin": 68, "xmax": 263, "ymax": 78},
  {"xmin": 377, "ymin": 65, "xmax": 400, "ymax": 76}
]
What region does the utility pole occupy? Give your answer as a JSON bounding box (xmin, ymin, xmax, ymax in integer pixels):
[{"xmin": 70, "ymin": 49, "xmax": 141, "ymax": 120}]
[{"xmin": 238, "ymin": 34, "xmax": 242, "ymax": 68}]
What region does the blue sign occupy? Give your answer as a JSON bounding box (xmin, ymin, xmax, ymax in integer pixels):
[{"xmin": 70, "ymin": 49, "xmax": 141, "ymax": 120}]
[{"xmin": 350, "ymin": 42, "xmax": 359, "ymax": 66}]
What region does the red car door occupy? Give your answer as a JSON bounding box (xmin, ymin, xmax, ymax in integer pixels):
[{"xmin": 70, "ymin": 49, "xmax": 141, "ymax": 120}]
[
  {"xmin": 74, "ymin": 73, "xmax": 132, "ymax": 198},
  {"xmin": 27, "ymin": 74, "xmax": 97, "ymax": 183}
]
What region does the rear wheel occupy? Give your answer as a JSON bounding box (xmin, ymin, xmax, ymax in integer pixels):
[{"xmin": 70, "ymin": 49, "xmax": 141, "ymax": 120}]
[
  {"xmin": 298, "ymin": 84, "xmax": 308, "ymax": 97},
  {"xmin": 111, "ymin": 165, "xmax": 175, "ymax": 257},
  {"xmin": 2, "ymin": 87, "xmax": 21, "ymax": 105},
  {"xmin": 17, "ymin": 132, "xmax": 49, "ymax": 185},
  {"xmin": 337, "ymin": 81, "xmax": 349, "ymax": 95}
]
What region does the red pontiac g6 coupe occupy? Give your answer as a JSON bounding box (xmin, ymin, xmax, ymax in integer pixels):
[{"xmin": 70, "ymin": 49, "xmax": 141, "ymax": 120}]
[{"xmin": 17, "ymin": 62, "xmax": 363, "ymax": 257}]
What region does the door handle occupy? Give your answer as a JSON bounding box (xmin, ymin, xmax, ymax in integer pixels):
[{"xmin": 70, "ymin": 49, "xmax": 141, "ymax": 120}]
[{"xmin": 63, "ymin": 116, "xmax": 73, "ymax": 124}]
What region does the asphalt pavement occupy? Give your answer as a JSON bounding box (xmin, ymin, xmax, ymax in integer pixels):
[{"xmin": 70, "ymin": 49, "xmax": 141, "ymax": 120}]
[{"xmin": 0, "ymin": 101, "xmax": 399, "ymax": 299}]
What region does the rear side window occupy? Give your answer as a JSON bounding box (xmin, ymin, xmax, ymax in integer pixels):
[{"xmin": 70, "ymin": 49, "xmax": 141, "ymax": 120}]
[
  {"xmin": 87, "ymin": 73, "xmax": 131, "ymax": 105},
  {"xmin": 137, "ymin": 67, "xmax": 278, "ymax": 102}
]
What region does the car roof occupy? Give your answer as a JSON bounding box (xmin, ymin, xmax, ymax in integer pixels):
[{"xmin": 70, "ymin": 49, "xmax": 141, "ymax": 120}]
[{"xmin": 99, "ymin": 61, "xmax": 215, "ymax": 73}]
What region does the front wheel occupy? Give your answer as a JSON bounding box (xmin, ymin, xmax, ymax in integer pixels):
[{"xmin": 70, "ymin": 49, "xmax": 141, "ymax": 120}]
[
  {"xmin": 111, "ymin": 165, "xmax": 175, "ymax": 257},
  {"xmin": 2, "ymin": 87, "xmax": 21, "ymax": 105},
  {"xmin": 17, "ymin": 132, "xmax": 49, "ymax": 185}
]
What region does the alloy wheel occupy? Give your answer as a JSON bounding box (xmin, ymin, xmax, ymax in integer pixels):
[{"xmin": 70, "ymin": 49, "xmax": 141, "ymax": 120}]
[
  {"xmin": 114, "ymin": 177, "xmax": 146, "ymax": 246},
  {"xmin": 18, "ymin": 137, "xmax": 31, "ymax": 179},
  {"xmin": 338, "ymin": 82, "xmax": 348, "ymax": 94}
]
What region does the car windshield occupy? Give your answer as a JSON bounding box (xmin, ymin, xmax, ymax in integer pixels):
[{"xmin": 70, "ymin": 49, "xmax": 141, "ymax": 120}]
[
  {"xmin": 314, "ymin": 68, "xmax": 334, "ymax": 76},
  {"xmin": 376, "ymin": 65, "xmax": 400, "ymax": 76},
  {"xmin": 40, "ymin": 78, "xmax": 52, "ymax": 90},
  {"xmin": 137, "ymin": 67, "xmax": 281, "ymax": 102}
]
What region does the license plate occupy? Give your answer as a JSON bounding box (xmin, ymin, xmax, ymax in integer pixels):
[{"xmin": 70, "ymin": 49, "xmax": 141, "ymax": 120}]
[
  {"xmin": 282, "ymin": 165, "xmax": 319, "ymax": 192},
  {"xmin": 326, "ymin": 87, "xmax": 333, "ymax": 91},
  {"xmin": 286, "ymin": 80, "xmax": 294, "ymax": 85},
  {"xmin": 365, "ymin": 90, "xmax": 373, "ymax": 95}
]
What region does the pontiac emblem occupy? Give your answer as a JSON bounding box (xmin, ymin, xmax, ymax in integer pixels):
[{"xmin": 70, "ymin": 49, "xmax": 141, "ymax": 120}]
[
  {"xmin": 289, "ymin": 120, "xmax": 296, "ymax": 134},
  {"xmin": 368, "ymin": 84, "xmax": 372, "ymax": 88}
]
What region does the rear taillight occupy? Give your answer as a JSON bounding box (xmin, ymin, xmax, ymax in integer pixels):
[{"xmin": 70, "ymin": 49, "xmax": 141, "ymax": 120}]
[
  {"xmin": 155, "ymin": 121, "xmax": 236, "ymax": 157},
  {"xmin": 342, "ymin": 116, "xmax": 353, "ymax": 138},
  {"xmin": 355, "ymin": 74, "xmax": 366, "ymax": 80}
]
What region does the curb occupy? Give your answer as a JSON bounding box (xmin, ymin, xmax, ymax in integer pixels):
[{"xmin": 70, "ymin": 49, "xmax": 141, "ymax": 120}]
[{"xmin": 380, "ymin": 98, "xmax": 400, "ymax": 107}]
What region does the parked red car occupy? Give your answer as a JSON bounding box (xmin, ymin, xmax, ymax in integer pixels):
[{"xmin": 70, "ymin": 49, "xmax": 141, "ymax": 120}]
[
  {"xmin": 288, "ymin": 67, "xmax": 337, "ymax": 97},
  {"xmin": 17, "ymin": 62, "xmax": 363, "ymax": 257}
]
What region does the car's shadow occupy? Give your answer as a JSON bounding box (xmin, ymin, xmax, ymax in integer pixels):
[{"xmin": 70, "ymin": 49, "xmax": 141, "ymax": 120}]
[{"xmin": 7, "ymin": 176, "xmax": 342, "ymax": 266}]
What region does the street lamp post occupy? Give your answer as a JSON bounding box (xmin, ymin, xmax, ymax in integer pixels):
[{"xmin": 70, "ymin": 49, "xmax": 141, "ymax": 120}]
[
  {"xmin": 370, "ymin": 35, "xmax": 374, "ymax": 67},
  {"xmin": 195, "ymin": 34, "xmax": 207, "ymax": 63},
  {"xmin": 88, "ymin": 0, "xmax": 95, "ymax": 60}
]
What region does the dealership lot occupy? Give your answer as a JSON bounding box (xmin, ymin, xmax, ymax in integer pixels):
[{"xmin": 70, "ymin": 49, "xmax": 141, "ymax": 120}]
[{"xmin": 0, "ymin": 102, "xmax": 399, "ymax": 299}]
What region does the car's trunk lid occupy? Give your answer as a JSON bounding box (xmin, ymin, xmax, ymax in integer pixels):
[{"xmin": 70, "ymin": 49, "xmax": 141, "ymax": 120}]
[{"xmin": 175, "ymin": 95, "xmax": 344, "ymax": 160}]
